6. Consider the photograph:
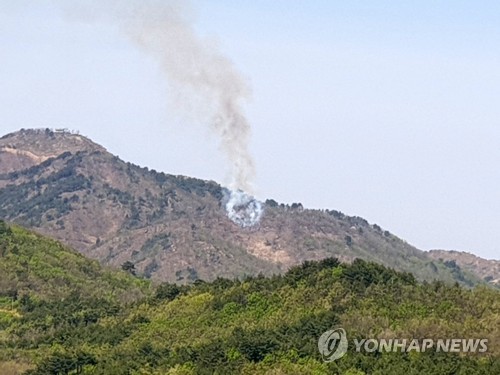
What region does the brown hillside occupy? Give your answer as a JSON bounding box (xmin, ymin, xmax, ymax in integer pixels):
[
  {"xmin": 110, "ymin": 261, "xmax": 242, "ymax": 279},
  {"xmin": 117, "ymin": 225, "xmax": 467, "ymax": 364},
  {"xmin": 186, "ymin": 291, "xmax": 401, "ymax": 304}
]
[
  {"xmin": 0, "ymin": 128, "xmax": 486, "ymax": 285},
  {"xmin": 428, "ymin": 249, "xmax": 500, "ymax": 286}
]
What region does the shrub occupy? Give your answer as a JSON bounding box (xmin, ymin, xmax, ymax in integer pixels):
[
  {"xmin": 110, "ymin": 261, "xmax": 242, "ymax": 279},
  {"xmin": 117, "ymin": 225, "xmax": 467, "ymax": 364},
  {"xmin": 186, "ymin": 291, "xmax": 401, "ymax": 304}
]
[{"xmin": 0, "ymin": 220, "xmax": 11, "ymax": 236}]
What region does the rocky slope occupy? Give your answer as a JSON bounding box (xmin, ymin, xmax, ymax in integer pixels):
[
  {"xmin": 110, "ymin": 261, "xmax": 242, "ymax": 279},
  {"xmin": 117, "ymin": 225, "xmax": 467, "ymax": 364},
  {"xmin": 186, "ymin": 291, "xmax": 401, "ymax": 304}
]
[
  {"xmin": 428, "ymin": 249, "xmax": 500, "ymax": 285},
  {"xmin": 0, "ymin": 128, "xmax": 105, "ymax": 174},
  {"xmin": 0, "ymin": 128, "xmax": 487, "ymax": 285}
]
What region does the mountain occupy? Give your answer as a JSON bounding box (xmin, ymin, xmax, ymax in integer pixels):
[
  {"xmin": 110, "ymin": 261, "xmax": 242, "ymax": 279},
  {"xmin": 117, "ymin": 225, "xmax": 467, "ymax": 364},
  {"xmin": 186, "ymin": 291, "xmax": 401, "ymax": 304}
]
[
  {"xmin": 0, "ymin": 228, "xmax": 498, "ymax": 374},
  {"xmin": 0, "ymin": 128, "xmax": 487, "ymax": 285},
  {"xmin": 0, "ymin": 128, "xmax": 105, "ymax": 175},
  {"xmin": 428, "ymin": 250, "xmax": 500, "ymax": 286}
]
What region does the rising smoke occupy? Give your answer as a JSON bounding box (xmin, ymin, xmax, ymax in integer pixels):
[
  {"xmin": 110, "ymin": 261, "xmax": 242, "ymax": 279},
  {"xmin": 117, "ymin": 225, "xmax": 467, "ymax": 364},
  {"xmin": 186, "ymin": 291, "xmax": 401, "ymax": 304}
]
[
  {"xmin": 223, "ymin": 189, "xmax": 263, "ymax": 228},
  {"xmin": 67, "ymin": 0, "xmax": 263, "ymax": 226}
]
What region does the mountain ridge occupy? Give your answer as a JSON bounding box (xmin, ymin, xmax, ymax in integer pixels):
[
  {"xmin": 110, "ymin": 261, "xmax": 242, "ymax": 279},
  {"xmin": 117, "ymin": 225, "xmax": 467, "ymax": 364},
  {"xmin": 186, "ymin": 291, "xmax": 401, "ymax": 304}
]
[
  {"xmin": 0, "ymin": 128, "xmax": 105, "ymax": 175},
  {"xmin": 0, "ymin": 128, "xmax": 493, "ymax": 286}
]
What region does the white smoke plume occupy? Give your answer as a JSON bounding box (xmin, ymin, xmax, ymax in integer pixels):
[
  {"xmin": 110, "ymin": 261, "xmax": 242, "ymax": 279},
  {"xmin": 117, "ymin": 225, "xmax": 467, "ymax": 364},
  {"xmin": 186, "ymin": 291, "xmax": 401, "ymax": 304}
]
[
  {"xmin": 67, "ymin": 0, "xmax": 263, "ymax": 226},
  {"xmin": 223, "ymin": 189, "xmax": 263, "ymax": 228}
]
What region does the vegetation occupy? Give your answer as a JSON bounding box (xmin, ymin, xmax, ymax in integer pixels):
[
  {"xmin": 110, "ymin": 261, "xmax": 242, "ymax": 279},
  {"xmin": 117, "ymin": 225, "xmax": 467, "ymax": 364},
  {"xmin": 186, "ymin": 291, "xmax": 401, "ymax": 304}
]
[
  {"xmin": 0, "ymin": 221, "xmax": 150, "ymax": 374},
  {"xmin": 0, "ymin": 130, "xmax": 495, "ymax": 286},
  {"xmin": 428, "ymin": 250, "xmax": 500, "ymax": 287},
  {"xmin": 0, "ymin": 221, "xmax": 498, "ymax": 374}
]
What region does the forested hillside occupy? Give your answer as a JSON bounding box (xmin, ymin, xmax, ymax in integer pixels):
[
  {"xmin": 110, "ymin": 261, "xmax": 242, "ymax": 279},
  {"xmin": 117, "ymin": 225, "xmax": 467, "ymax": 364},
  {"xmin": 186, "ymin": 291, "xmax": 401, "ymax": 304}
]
[
  {"xmin": 0, "ymin": 222, "xmax": 498, "ymax": 374},
  {"xmin": 0, "ymin": 129, "xmax": 488, "ymax": 286},
  {"xmin": 0, "ymin": 221, "xmax": 150, "ymax": 374}
]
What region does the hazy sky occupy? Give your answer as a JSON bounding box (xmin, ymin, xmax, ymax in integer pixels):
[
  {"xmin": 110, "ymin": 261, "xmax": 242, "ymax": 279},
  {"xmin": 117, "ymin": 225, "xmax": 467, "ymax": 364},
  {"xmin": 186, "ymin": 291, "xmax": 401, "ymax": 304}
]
[{"xmin": 1, "ymin": 1, "xmax": 499, "ymax": 259}]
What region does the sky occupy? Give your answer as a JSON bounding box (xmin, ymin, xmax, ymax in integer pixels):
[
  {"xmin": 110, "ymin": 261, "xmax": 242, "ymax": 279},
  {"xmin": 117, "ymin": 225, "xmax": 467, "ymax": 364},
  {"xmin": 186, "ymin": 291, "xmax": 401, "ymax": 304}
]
[{"xmin": 1, "ymin": 1, "xmax": 499, "ymax": 259}]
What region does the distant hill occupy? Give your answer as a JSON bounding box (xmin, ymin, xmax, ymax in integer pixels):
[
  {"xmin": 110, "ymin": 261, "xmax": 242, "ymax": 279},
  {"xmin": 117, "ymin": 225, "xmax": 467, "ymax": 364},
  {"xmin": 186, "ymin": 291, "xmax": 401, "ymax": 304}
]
[
  {"xmin": 0, "ymin": 128, "xmax": 488, "ymax": 285},
  {"xmin": 428, "ymin": 250, "xmax": 500, "ymax": 286}
]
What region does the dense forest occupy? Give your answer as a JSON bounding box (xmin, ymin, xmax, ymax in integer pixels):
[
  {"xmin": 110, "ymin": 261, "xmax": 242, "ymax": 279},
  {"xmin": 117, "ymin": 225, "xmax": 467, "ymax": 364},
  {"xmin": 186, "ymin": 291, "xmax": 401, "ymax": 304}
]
[{"xmin": 0, "ymin": 221, "xmax": 498, "ymax": 374}]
